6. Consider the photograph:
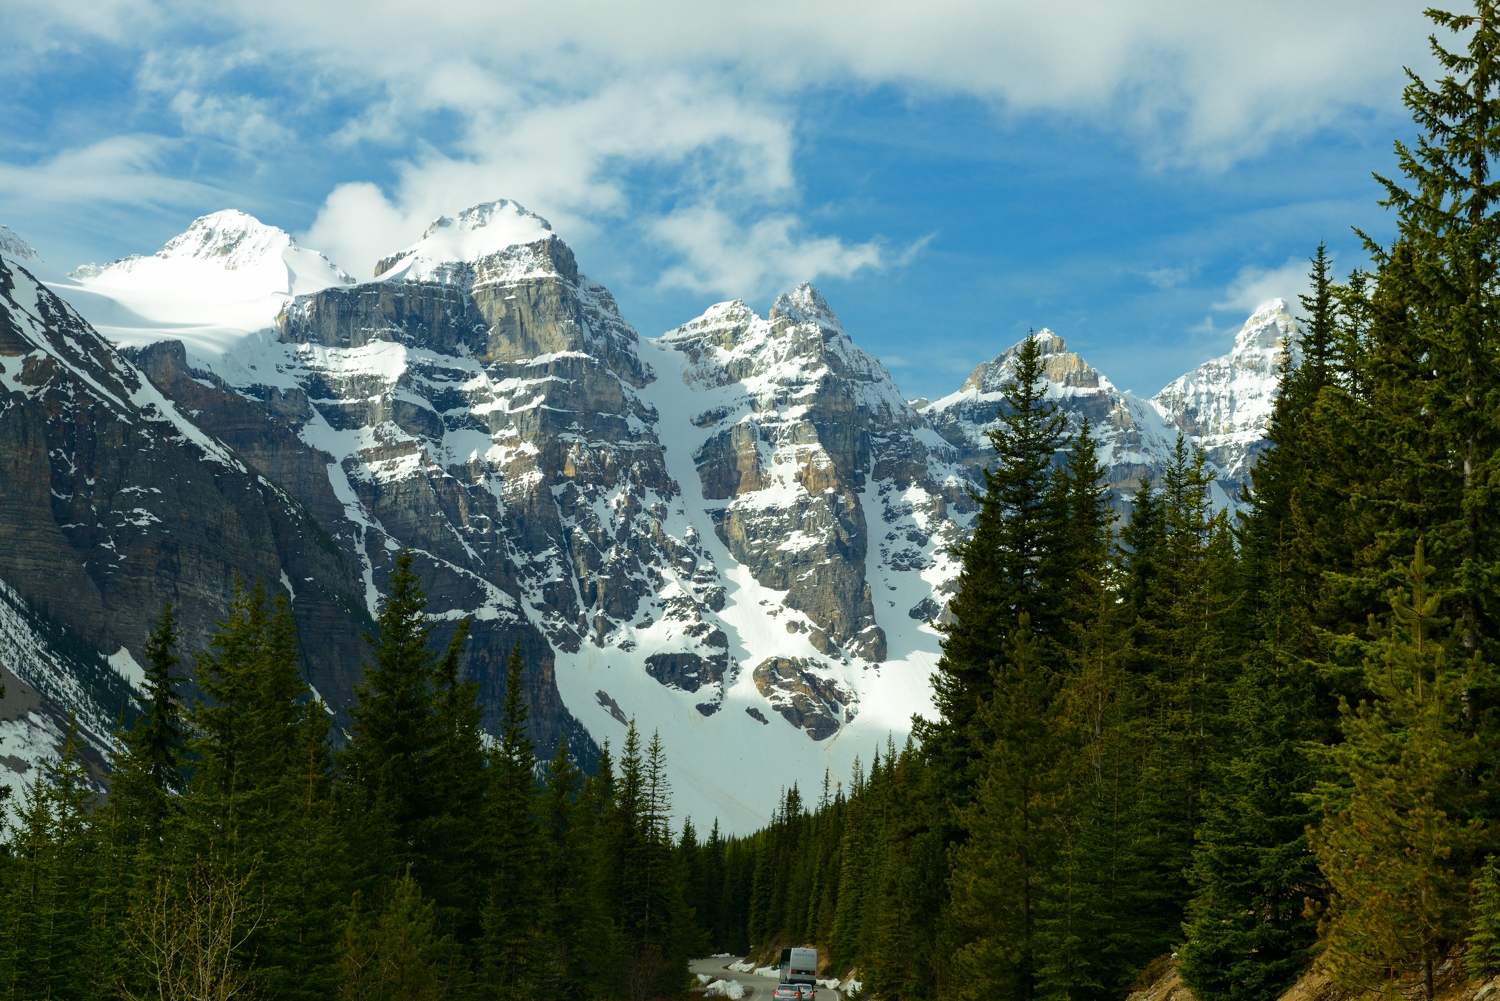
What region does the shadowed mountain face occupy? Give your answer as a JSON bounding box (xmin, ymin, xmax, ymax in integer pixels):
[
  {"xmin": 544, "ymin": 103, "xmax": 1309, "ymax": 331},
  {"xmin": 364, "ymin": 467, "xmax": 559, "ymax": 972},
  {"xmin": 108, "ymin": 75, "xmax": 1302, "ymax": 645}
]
[
  {"xmin": 0, "ymin": 254, "xmax": 371, "ymax": 778},
  {"xmin": 1, "ymin": 202, "xmax": 1292, "ymax": 829}
]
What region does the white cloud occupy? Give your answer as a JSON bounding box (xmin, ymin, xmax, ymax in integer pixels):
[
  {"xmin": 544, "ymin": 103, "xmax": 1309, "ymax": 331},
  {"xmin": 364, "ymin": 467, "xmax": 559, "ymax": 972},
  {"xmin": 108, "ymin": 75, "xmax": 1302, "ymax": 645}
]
[
  {"xmin": 0, "ymin": 0, "xmax": 1440, "ymax": 301},
  {"xmin": 1215, "ymin": 256, "xmax": 1318, "ymax": 317},
  {"xmin": 303, "ymin": 76, "xmax": 802, "ymax": 282},
  {"xmin": 0, "ymin": 136, "xmax": 214, "ymax": 209},
  {"xmin": 652, "ymin": 206, "xmax": 884, "ymax": 298},
  {"xmin": 195, "ymin": 0, "xmax": 1431, "ymax": 161}
]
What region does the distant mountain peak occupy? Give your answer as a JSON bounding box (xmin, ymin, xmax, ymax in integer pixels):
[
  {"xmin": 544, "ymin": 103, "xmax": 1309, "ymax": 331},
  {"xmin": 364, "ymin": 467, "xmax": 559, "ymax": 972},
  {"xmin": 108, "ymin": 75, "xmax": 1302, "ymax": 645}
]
[
  {"xmin": 769, "ymin": 282, "xmax": 841, "ymax": 330},
  {"xmin": 1150, "ymin": 300, "xmax": 1300, "ymax": 487},
  {"xmin": 68, "ymin": 210, "xmax": 354, "ymax": 287},
  {"xmin": 1233, "ymin": 297, "xmax": 1296, "ymax": 353},
  {"xmin": 423, "ymin": 199, "xmax": 553, "ymax": 242},
  {"xmin": 957, "ymin": 328, "xmax": 1107, "ymax": 396},
  {"xmin": 375, "ymin": 199, "xmax": 557, "ymax": 281},
  {"xmin": 0, "ymin": 224, "xmax": 38, "ymax": 262}
]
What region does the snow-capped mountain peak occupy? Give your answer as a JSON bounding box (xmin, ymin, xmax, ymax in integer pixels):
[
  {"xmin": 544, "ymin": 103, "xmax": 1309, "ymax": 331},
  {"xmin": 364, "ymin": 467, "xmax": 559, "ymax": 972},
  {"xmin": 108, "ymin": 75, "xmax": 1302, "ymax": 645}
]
[
  {"xmin": 373, "ymin": 199, "xmax": 557, "ymax": 282},
  {"xmin": 156, "ymin": 209, "xmax": 317, "ymax": 271},
  {"xmin": 953, "ymin": 329, "xmax": 1105, "ymax": 397},
  {"xmin": 1233, "ymin": 297, "xmax": 1296, "ymax": 353},
  {"xmin": 769, "ymin": 281, "xmax": 842, "ymax": 330},
  {"xmin": 0, "ymin": 224, "xmax": 39, "ymax": 262},
  {"xmin": 47, "ymin": 211, "xmax": 354, "ymax": 375},
  {"xmin": 1150, "ymin": 298, "xmax": 1299, "ymax": 488},
  {"xmin": 67, "ymin": 209, "xmax": 352, "ymax": 293}
]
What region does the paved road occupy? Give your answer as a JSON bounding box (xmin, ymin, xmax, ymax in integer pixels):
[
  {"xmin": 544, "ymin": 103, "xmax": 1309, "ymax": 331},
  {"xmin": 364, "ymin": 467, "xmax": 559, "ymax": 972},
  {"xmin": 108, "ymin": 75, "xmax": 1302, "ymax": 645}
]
[
  {"xmin": 690, "ymin": 957, "xmax": 768, "ymax": 1001},
  {"xmin": 689, "ymin": 957, "xmax": 840, "ymax": 1001}
]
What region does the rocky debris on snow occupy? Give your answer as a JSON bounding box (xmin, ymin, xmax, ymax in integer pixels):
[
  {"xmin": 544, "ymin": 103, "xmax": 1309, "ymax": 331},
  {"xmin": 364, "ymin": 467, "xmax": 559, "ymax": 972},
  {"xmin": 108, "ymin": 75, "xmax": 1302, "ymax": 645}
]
[{"xmin": 752, "ymin": 656, "xmax": 856, "ymax": 741}]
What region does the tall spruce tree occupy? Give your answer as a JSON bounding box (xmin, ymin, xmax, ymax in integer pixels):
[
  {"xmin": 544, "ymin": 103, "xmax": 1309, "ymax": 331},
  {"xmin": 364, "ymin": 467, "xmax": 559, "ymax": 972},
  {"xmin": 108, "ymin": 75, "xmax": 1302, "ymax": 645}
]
[
  {"xmin": 109, "ymin": 603, "xmax": 188, "ymax": 848},
  {"xmin": 480, "ymin": 642, "xmax": 543, "ymax": 1000},
  {"xmin": 1310, "ymin": 541, "xmax": 1494, "ymax": 1001},
  {"xmin": 1179, "ymin": 248, "xmax": 1338, "ymax": 1001},
  {"xmin": 946, "ymin": 615, "xmax": 1064, "ymax": 1001},
  {"xmin": 921, "ymin": 332, "xmax": 1069, "ymax": 814},
  {"xmin": 342, "ymin": 550, "xmax": 444, "ymax": 889}
]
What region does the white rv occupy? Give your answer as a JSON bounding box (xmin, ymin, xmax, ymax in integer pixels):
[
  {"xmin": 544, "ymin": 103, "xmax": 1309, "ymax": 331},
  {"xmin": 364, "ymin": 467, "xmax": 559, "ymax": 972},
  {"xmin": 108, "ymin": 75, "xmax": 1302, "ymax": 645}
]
[{"xmin": 780, "ymin": 947, "xmax": 819, "ymax": 991}]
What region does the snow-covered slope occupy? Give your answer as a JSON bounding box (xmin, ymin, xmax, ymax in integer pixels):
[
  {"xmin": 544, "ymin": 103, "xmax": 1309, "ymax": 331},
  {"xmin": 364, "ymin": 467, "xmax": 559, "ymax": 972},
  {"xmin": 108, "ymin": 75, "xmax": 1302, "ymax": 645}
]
[
  {"xmin": 1152, "ymin": 299, "xmax": 1298, "ymax": 495},
  {"xmin": 49, "ymin": 210, "xmax": 353, "ymax": 382},
  {"xmin": 0, "ymin": 225, "xmax": 38, "ymax": 263},
  {"xmin": 0, "ymin": 573, "xmax": 130, "ymax": 810},
  {"xmin": 0, "ymin": 234, "xmax": 373, "ymax": 814}
]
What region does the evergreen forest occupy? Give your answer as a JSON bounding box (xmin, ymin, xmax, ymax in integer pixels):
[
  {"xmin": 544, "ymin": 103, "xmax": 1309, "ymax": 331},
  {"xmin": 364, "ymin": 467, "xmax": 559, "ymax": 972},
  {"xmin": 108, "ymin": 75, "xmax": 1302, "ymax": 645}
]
[{"xmin": 9, "ymin": 4, "xmax": 1500, "ymax": 1001}]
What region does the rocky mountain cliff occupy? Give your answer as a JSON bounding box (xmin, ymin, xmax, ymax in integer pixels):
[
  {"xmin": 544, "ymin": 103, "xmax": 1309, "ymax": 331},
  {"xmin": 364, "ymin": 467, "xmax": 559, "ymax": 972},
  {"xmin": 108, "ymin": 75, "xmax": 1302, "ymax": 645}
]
[
  {"xmin": 0, "ymin": 202, "xmax": 1299, "ymax": 829},
  {"xmin": 0, "ymin": 250, "xmax": 372, "ymax": 795}
]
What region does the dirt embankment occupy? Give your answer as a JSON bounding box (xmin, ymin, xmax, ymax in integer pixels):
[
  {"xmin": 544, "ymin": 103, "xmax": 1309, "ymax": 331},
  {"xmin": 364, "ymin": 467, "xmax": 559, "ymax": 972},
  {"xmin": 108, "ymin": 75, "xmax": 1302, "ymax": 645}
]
[{"xmin": 1128, "ymin": 958, "xmax": 1500, "ymax": 1001}]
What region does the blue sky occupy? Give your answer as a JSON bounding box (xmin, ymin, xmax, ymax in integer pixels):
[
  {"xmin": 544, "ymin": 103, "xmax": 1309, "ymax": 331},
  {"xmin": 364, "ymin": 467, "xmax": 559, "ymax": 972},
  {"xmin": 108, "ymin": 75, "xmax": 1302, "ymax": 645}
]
[{"xmin": 0, "ymin": 0, "xmax": 1439, "ymax": 399}]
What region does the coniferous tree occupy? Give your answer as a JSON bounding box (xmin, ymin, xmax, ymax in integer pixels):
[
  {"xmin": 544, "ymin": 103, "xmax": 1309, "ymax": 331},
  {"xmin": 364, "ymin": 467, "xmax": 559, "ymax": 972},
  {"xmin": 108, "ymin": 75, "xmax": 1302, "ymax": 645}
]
[
  {"xmin": 110, "ymin": 603, "xmax": 188, "ymax": 848},
  {"xmin": 179, "ymin": 578, "xmax": 341, "ymax": 1000},
  {"xmin": 343, "ymin": 550, "xmax": 444, "ymax": 890},
  {"xmin": 922, "ymin": 333, "xmax": 1069, "ymax": 813},
  {"xmin": 1179, "ymin": 248, "xmax": 1338, "ymax": 1001},
  {"xmin": 480, "ymin": 642, "xmax": 542, "ymax": 1000},
  {"xmin": 1310, "ymin": 541, "xmax": 1494, "ymax": 1001},
  {"xmin": 424, "ymin": 620, "xmax": 488, "ymax": 942},
  {"xmin": 946, "ymin": 615, "xmax": 1063, "ymax": 1001},
  {"xmin": 0, "ymin": 721, "xmax": 99, "ymax": 1000}
]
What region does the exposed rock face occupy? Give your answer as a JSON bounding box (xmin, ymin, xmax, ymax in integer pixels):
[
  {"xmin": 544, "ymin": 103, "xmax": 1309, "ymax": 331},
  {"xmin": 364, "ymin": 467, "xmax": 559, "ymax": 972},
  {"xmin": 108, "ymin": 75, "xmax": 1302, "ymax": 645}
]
[
  {"xmin": 752, "ymin": 656, "xmax": 855, "ymax": 741},
  {"xmin": 658, "ymin": 285, "xmax": 970, "ymax": 663},
  {"xmin": 922, "ymin": 314, "xmax": 1297, "ymax": 512},
  {"xmin": 0, "ymin": 579, "xmax": 121, "ymax": 797},
  {"xmin": 262, "ymin": 223, "xmax": 684, "ymax": 758},
  {"xmin": 923, "ymin": 330, "xmax": 1182, "ymax": 512},
  {"xmin": 8, "ymin": 201, "xmax": 1296, "ymax": 831},
  {"xmin": 0, "ymin": 253, "xmax": 371, "ymax": 791}
]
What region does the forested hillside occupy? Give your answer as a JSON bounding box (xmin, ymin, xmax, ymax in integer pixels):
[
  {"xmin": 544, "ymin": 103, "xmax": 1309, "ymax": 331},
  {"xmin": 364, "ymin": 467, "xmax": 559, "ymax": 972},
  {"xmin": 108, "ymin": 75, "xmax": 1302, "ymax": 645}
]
[
  {"xmin": 706, "ymin": 5, "xmax": 1500, "ymax": 1001},
  {"xmin": 0, "ymin": 553, "xmax": 710, "ymax": 1000}
]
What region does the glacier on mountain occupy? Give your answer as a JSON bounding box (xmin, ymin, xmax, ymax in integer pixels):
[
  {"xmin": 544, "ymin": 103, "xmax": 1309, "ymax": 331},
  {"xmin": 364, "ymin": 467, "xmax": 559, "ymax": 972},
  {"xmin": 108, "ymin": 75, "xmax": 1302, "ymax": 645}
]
[
  {"xmin": 48, "ymin": 209, "xmax": 354, "ymax": 384},
  {"xmin": 1, "ymin": 203, "xmax": 1301, "ymax": 830}
]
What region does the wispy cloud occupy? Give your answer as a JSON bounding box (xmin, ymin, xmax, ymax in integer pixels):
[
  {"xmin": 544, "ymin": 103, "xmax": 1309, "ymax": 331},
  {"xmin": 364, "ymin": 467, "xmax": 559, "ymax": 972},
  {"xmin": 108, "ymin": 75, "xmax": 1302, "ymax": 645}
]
[
  {"xmin": 652, "ymin": 206, "xmax": 884, "ymax": 298},
  {"xmin": 1214, "ymin": 256, "xmax": 1317, "ymax": 317},
  {"xmin": 0, "ymin": 136, "xmax": 216, "ymax": 208}
]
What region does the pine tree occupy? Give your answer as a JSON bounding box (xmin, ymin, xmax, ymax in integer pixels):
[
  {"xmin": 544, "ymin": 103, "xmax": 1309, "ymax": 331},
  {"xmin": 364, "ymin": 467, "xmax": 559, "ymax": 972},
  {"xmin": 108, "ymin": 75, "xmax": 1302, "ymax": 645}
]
[
  {"xmin": 178, "ymin": 578, "xmax": 340, "ymax": 999},
  {"xmin": 1309, "ymin": 541, "xmax": 1493, "ymax": 1001},
  {"xmin": 423, "ymin": 620, "xmax": 488, "ymax": 942},
  {"xmin": 342, "ymin": 550, "xmax": 443, "ymax": 888},
  {"xmin": 946, "ymin": 614, "xmax": 1064, "ymax": 1001},
  {"xmin": 1179, "ymin": 248, "xmax": 1339, "ymax": 1001},
  {"xmin": 480, "ymin": 642, "xmax": 542, "ymax": 1000},
  {"xmin": 338, "ymin": 872, "xmax": 466, "ymax": 1001},
  {"xmin": 1355, "ymin": 1, "xmax": 1500, "ymax": 657},
  {"xmin": 921, "ymin": 332, "xmax": 1069, "ymax": 814},
  {"xmin": 110, "ymin": 603, "xmax": 188, "ymax": 848},
  {"xmin": 0, "ymin": 720, "xmax": 102, "ymax": 1000}
]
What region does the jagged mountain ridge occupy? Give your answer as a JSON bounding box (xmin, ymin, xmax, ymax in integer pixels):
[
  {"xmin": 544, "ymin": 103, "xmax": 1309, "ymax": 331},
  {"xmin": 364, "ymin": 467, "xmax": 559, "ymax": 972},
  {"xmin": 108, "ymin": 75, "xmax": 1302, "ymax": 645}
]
[
  {"xmin": 921, "ymin": 307, "xmax": 1297, "ymax": 512},
  {"xmin": 0, "ymin": 203, "xmax": 1296, "ymax": 829}
]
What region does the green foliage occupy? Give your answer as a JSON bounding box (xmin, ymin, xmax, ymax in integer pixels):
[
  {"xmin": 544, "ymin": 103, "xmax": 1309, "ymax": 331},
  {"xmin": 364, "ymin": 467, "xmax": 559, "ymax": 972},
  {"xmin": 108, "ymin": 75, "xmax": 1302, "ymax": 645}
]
[
  {"xmin": 1310, "ymin": 542, "xmax": 1494, "ymax": 996},
  {"xmin": 1469, "ymin": 856, "xmax": 1500, "ymax": 979}
]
